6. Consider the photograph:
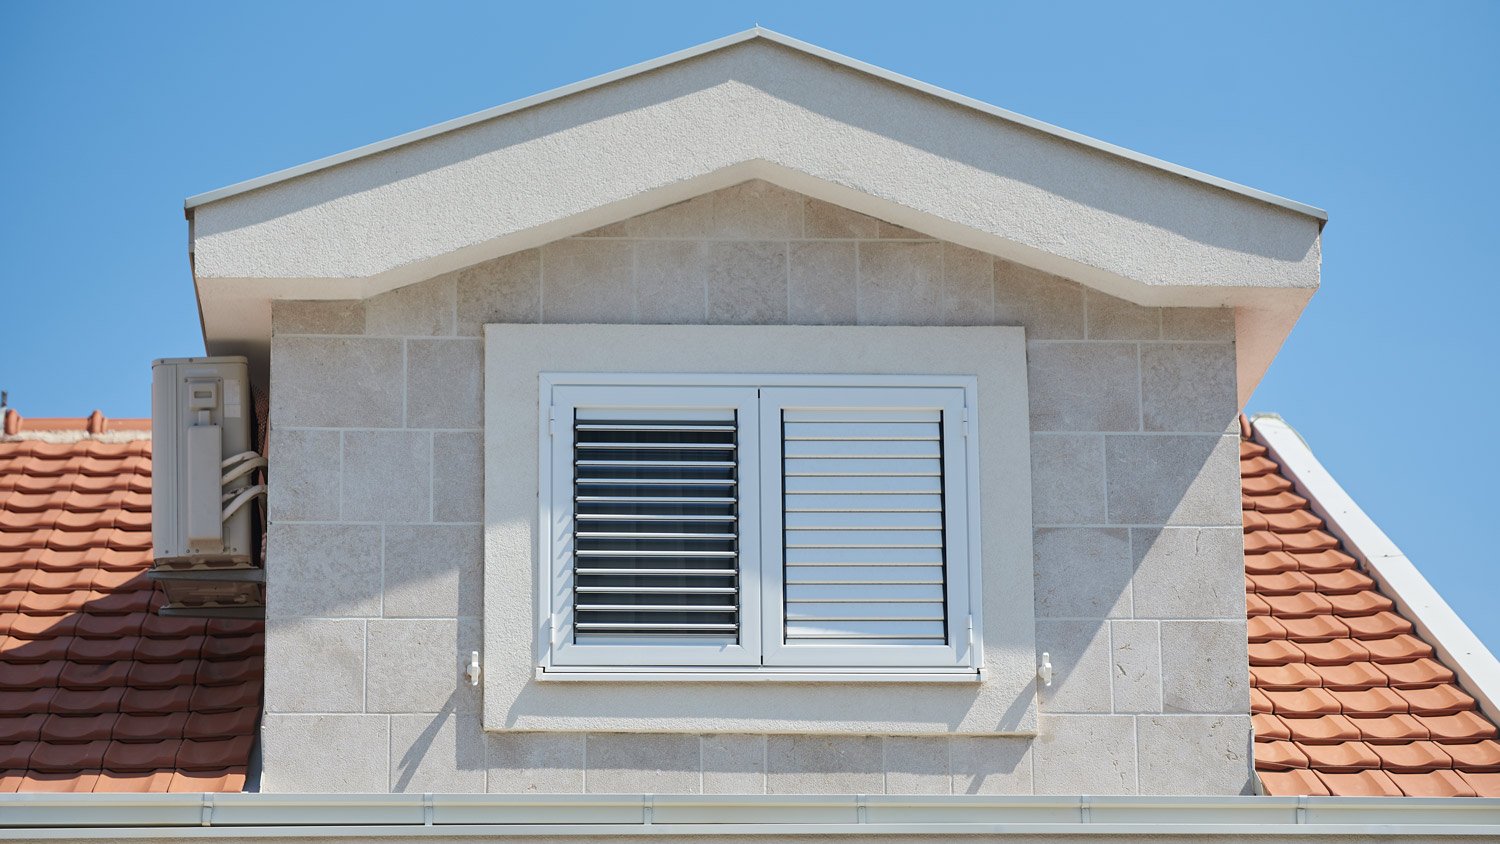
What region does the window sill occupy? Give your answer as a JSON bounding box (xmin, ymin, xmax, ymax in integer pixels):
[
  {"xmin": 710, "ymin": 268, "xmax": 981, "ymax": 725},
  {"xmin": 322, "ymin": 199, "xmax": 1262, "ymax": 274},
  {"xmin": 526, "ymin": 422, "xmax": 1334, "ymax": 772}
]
[{"xmin": 535, "ymin": 667, "xmax": 985, "ymax": 683}]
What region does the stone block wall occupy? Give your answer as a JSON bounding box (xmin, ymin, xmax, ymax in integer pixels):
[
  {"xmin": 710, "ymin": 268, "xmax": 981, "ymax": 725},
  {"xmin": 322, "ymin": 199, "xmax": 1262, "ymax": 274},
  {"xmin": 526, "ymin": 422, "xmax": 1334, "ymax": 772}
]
[{"xmin": 261, "ymin": 180, "xmax": 1249, "ymax": 794}]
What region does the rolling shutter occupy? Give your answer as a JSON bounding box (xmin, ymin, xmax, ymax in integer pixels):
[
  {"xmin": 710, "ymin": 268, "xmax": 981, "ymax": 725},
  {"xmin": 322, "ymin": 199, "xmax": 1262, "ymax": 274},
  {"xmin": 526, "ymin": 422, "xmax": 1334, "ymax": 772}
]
[
  {"xmin": 780, "ymin": 408, "xmax": 949, "ymax": 644},
  {"xmin": 571, "ymin": 409, "xmax": 742, "ymax": 641}
]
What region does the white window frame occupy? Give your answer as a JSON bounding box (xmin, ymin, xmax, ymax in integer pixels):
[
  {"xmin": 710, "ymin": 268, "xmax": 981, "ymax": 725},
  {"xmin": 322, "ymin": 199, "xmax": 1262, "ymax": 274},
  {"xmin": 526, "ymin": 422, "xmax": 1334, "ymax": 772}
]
[{"xmin": 537, "ymin": 372, "xmax": 983, "ymax": 678}]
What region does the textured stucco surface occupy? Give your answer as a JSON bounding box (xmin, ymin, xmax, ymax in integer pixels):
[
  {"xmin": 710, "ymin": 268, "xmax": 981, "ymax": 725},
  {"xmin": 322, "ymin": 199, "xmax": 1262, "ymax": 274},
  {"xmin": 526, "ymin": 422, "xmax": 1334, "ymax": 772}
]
[
  {"xmin": 194, "ymin": 41, "xmax": 1318, "ymax": 293},
  {"xmin": 262, "ymin": 184, "xmax": 1248, "ymax": 794}
]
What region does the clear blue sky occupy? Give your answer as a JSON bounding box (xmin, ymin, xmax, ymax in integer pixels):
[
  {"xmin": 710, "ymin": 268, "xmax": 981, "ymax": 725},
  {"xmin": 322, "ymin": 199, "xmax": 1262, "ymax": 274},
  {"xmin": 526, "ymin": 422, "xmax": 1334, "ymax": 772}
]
[{"xmin": 2, "ymin": 2, "xmax": 1497, "ymax": 650}]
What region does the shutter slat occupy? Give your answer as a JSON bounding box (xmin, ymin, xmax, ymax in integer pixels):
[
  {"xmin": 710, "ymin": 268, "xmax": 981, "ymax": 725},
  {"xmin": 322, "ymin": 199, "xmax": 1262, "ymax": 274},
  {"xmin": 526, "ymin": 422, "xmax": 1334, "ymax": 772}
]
[
  {"xmin": 787, "ymin": 584, "xmax": 947, "ymax": 602},
  {"xmin": 781, "ymin": 409, "xmax": 949, "ymax": 644},
  {"xmin": 785, "ymin": 493, "xmax": 940, "ymax": 512},
  {"xmin": 784, "ymin": 421, "xmax": 939, "ymax": 441},
  {"xmin": 783, "ymin": 439, "xmax": 942, "ymax": 459},
  {"xmin": 786, "ymin": 565, "xmax": 946, "ymax": 584},
  {"xmin": 574, "ymin": 415, "xmax": 740, "ymax": 640},
  {"xmin": 784, "ymin": 511, "xmax": 942, "ymax": 530},
  {"xmin": 784, "ymin": 457, "xmax": 942, "ymax": 477},
  {"xmin": 785, "ymin": 547, "xmax": 944, "ymax": 565},
  {"xmin": 784, "ymin": 476, "xmax": 940, "ymax": 494}
]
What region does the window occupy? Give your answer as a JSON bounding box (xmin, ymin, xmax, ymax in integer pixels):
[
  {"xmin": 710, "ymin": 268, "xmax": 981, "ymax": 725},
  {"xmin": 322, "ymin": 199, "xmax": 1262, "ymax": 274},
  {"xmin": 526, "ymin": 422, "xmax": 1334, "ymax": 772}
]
[{"xmin": 540, "ymin": 375, "xmax": 979, "ymax": 676}]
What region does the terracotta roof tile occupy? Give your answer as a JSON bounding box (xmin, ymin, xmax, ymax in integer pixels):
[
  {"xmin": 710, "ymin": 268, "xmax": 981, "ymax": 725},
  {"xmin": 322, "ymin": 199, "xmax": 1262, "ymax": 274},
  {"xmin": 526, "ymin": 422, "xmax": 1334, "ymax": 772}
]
[
  {"xmin": 1264, "ymin": 688, "xmax": 1341, "ymax": 715},
  {"xmin": 1370, "ymin": 741, "xmax": 1453, "ymax": 772},
  {"xmin": 1241, "ymin": 421, "xmax": 1500, "ymax": 798},
  {"xmin": 1249, "ymin": 640, "xmax": 1304, "ymax": 666},
  {"xmin": 1378, "ymin": 658, "xmax": 1455, "ymax": 688},
  {"xmin": 1299, "ymin": 741, "xmax": 1380, "ymax": 771},
  {"xmin": 1395, "ymin": 685, "xmax": 1477, "ymax": 716},
  {"xmin": 1457, "ymin": 771, "xmax": 1500, "ymax": 797},
  {"xmin": 1257, "ymin": 769, "xmax": 1329, "ymax": 795},
  {"xmin": 0, "ymin": 418, "xmax": 259, "ymax": 793},
  {"xmin": 1250, "ymin": 663, "xmax": 1322, "ymax": 689},
  {"xmin": 1348, "ymin": 714, "xmax": 1429, "ymax": 743},
  {"xmin": 1251, "ymin": 713, "xmax": 1290, "ymax": 741},
  {"xmin": 1444, "ymin": 740, "xmax": 1500, "ymax": 772},
  {"xmin": 1281, "ymin": 714, "xmax": 1361, "ymax": 743},
  {"xmin": 1254, "ymin": 740, "xmax": 1309, "ymax": 770},
  {"xmin": 1420, "ymin": 712, "xmax": 1498, "ymax": 742},
  {"xmin": 1295, "ymin": 638, "xmax": 1370, "ymax": 666},
  {"xmin": 1316, "ymin": 769, "xmax": 1404, "ymax": 797},
  {"xmin": 1388, "ymin": 770, "xmax": 1476, "ymax": 797},
  {"xmin": 1315, "ymin": 661, "xmax": 1388, "ymax": 691}
]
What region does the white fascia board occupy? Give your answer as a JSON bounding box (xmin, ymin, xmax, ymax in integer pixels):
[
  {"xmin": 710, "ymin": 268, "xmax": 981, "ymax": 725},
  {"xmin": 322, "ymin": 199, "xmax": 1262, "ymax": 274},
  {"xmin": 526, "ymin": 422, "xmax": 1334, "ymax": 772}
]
[
  {"xmin": 1, "ymin": 793, "xmax": 1497, "ymax": 838},
  {"xmin": 1251, "ymin": 414, "xmax": 1500, "ymax": 724},
  {"xmin": 181, "ymin": 27, "xmax": 1325, "ymax": 223}
]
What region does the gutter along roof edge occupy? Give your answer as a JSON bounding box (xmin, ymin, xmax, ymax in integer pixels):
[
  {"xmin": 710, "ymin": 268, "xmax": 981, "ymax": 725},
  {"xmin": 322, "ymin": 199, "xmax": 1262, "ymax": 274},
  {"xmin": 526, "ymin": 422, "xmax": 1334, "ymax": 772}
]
[{"xmin": 1, "ymin": 793, "xmax": 1498, "ymax": 837}]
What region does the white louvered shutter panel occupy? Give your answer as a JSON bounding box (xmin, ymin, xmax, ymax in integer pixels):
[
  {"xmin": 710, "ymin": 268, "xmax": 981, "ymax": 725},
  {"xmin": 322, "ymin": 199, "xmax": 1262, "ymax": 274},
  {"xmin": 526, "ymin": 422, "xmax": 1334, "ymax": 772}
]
[
  {"xmin": 549, "ymin": 386, "xmax": 761, "ymax": 667},
  {"xmin": 760, "ymin": 386, "xmax": 973, "ymax": 669}
]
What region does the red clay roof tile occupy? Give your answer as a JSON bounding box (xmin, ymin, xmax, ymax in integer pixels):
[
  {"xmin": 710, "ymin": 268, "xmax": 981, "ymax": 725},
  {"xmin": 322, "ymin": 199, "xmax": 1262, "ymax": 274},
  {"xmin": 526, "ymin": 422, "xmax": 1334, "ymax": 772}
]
[
  {"xmin": 1251, "ymin": 663, "xmax": 1322, "ymax": 690},
  {"xmin": 1347, "ymin": 713, "xmax": 1429, "ymax": 743},
  {"xmin": 1370, "ymin": 741, "xmax": 1453, "ymax": 772},
  {"xmin": 1264, "ymin": 688, "xmax": 1342, "ymax": 715},
  {"xmin": 0, "ymin": 421, "xmax": 259, "ymax": 793},
  {"xmin": 1248, "ymin": 640, "xmax": 1304, "ymax": 666},
  {"xmin": 1395, "ymin": 685, "xmax": 1476, "ymax": 716},
  {"xmin": 1316, "ymin": 769, "xmax": 1403, "ymax": 797},
  {"xmin": 1458, "ymin": 771, "xmax": 1500, "ymax": 797},
  {"xmin": 0, "ymin": 714, "xmax": 46, "ymax": 742},
  {"xmin": 1277, "ymin": 615, "xmax": 1349, "ymax": 642},
  {"xmin": 1419, "ymin": 712, "xmax": 1498, "ymax": 742},
  {"xmin": 38, "ymin": 713, "xmax": 117, "ymax": 742},
  {"xmin": 1255, "ymin": 741, "xmax": 1309, "ymax": 770},
  {"xmin": 1251, "ymin": 713, "xmax": 1290, "ymax": 741},
  {"xmin": 1257, "ymin": 769, "xmax": 1329, "ymax": 796},
  {"xmin": 1293, "ymin": 638, "xmax": 1369, "ymax": 666},
  {"xmin": 1241, "ymin": 423, "xmax": 1500, "ymax": 798},
  {"xmin": 94, "ymin": 769, "xmax": 175, "ymax": 793},
  {"xmin": 1281, "ymin": 714, "xmax": 1362, "ymax": 743},
  {"xmin": 1444, "ymin": 740, "xmax": 1500, "ymax": 772},
  {"xmin": 1377, "ymin": 658, "xmax": 1454, "ymax": 688},
  {"xmin": 1389, "ymin": 769, "xmax": 1476, "ymax": 797},
  {"xmin": 1298, "ymin": 741, "xmax": 1380, "ymax": 771},
  {"xmin": 1315, "ymin": 661, "xmax": 1388, "ymax": 691}
]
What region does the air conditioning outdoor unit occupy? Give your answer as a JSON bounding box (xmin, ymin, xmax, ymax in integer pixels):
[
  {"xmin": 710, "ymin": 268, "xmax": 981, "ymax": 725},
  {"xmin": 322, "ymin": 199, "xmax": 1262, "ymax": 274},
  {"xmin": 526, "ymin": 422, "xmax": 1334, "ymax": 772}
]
[{"xmin": 150, "ymin": 355, "xmax": 266, "ymax": 617}]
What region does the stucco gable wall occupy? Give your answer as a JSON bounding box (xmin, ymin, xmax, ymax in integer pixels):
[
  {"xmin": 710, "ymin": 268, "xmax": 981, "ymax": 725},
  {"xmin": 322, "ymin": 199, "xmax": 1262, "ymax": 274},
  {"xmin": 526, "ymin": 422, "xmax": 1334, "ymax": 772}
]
[{"xmin": 260, "ymin": 181, "xmax": 1248, "ymax": 795}]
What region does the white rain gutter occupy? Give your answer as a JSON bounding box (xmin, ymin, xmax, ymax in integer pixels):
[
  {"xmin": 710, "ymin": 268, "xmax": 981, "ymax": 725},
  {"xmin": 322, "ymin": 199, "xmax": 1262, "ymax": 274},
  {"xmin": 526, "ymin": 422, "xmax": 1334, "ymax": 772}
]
[
  {"xmin": 180, "ymin": 27, "xmax": 1327, "ymax": 223},
  {"xmin": 1251, "ymin": 414, "xmax": 1500, "ymax": 725},
  {"xmin": 0, "ymin": 794, "xmax": 1497, "ymax": 838}
]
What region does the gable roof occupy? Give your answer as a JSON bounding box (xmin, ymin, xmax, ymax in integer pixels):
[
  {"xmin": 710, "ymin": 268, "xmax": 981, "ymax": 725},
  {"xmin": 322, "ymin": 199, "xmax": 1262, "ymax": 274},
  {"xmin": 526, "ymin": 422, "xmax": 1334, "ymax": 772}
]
[
  {"xmin": 1240, "ymin": 416, "xmax": 1500, "ymax": 798},
  {"xmin": 185, "ymin": 30, "xmax": 1324, "ymax": 404},
  {"xmin": 183, "ymin": 28, "xmax": 1326, "ymax": 222},
  {"xmin": 0, "ymin": 411, "xmax": 261, "ymax": 793}
]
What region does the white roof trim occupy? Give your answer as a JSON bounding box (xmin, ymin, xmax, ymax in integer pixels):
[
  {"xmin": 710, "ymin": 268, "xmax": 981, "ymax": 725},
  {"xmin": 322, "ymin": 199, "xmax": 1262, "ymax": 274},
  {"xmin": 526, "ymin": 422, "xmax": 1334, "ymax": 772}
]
[
  {"xmin": 1251, "ymin": 414, "xmax": 1500, "ymax": 725},
  {"xmin": 181, "ymin": 27, "xmax": 1326, "ymax": 222},
  {"xmin": 1, "ymin": 793, "xmax": 1496, "ymax": 837}
]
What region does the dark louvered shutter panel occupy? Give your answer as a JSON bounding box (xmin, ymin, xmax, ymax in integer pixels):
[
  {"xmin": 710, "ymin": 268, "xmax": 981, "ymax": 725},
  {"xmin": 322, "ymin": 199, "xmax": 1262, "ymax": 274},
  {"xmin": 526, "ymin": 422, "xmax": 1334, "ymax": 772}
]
[
  {"xmin": 781, "ymin": 408, "xmax": 948, "ymax": 644},
  {"xmin": 572, "ymin": 412, "xmax": 741, "ymax": 640}
]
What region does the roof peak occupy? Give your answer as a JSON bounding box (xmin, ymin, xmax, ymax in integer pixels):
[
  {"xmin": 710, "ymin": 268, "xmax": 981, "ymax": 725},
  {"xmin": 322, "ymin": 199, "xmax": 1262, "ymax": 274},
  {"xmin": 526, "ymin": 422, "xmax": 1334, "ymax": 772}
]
[{"xmin": 182, "ymin": 27, "xmax": 1325, "ymax": 222}]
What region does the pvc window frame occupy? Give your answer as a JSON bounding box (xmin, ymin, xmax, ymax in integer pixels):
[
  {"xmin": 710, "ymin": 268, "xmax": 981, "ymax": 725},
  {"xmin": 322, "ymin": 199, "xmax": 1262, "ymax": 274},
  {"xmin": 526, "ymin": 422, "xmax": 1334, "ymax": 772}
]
[{"xmin": 537, "ymin": 372, "xmax": 983, "ymax": 680}]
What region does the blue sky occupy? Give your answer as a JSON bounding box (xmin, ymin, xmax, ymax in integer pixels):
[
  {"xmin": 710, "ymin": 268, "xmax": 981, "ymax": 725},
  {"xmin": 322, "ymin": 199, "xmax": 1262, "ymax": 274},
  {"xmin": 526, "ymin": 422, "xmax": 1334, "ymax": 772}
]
[{"xmin": 2, "ymin": 2, "xmax": 1497, "ymax": 649}]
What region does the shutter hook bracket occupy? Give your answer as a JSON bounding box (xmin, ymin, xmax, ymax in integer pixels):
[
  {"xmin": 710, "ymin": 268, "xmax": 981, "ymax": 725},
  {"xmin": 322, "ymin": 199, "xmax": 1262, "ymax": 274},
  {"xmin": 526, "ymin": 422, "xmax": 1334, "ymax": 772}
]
[{"xmin": 1037, "ymin": 652, "xmax": 1053, "ymax": 688}]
